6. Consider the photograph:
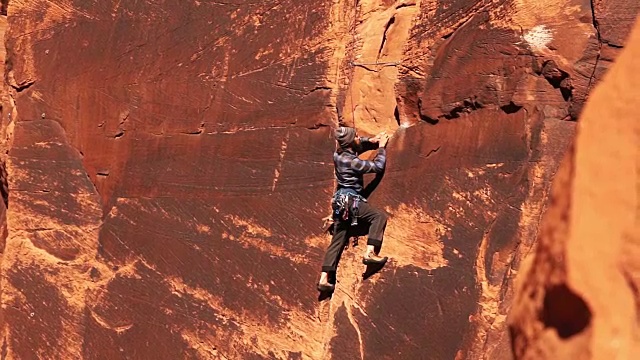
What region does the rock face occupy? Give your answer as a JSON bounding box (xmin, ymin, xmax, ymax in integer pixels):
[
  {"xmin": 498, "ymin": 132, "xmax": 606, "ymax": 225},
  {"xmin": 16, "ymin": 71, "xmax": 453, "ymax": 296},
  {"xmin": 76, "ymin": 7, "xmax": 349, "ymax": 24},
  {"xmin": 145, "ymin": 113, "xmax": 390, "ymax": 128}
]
[
  {"xmin": 0, "ymin": 0, "xmax": 636, "ymax": 359},
  {"xmin": 508, "ymin": 18, "xmax": 640, "ymax": 359}
]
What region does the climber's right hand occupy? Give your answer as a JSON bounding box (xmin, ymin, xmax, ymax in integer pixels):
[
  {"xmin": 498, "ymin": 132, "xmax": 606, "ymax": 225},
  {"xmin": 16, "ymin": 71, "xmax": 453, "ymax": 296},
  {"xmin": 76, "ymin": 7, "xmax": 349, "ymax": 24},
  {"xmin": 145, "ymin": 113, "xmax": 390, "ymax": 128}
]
[{"xmin": 379, "ymin": 133, "xmax": 390, "ymax": 148}]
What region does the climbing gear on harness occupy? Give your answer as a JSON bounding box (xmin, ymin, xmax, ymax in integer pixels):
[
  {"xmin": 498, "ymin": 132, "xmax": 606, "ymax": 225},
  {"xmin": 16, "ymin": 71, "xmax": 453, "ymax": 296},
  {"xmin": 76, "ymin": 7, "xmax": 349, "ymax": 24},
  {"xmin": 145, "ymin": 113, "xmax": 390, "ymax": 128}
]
[
  {"xmin": 331, "ymin": 188, "xmax": 366, "ymax": 226},
  {"xmin": 351, "ymin": 196, "xmax": 360, "ymax": 226}
]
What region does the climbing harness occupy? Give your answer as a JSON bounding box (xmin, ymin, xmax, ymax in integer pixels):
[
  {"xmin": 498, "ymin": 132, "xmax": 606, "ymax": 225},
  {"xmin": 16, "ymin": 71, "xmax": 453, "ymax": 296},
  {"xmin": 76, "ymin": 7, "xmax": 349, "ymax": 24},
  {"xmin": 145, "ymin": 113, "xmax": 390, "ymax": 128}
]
[{"xmin": 331, "ymin": 188, "xmax": 366, "ymax": 226}]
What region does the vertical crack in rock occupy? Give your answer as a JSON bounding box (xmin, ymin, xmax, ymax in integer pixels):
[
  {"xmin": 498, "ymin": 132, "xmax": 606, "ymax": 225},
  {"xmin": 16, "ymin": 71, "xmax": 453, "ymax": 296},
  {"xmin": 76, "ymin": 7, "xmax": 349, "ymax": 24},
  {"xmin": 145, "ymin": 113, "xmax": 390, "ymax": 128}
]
[
  {"xmin": 318, "ymin": 202, "xmax": 451, "ymax": 358},
  {"xmin": 271, "ymin": 130, "xmax": 289, "ymax": 192},
  {"xmin": 586, "ymin": 0, "xmax": 603, "ymax": 93},
  {"xmin": 325, "ymin": 0, "xmax": 359, "ymax": 126},
  {"xmin": 0, "ymin": 12, "xmax": 12, "ymax": 344},
  {"xmin": 590, "ymin": 0, "xmax": 602, "ymax": 43},
  {"xmin": 469, "ymin": 215, "xmax": 501, "ymax": 356},
  {"xmin": 308, "ymin": 2, "xmax": 428, "ymax": 352},
  {"xmin": 376, "ymin": 15, "xmax": 396, "ymax": 61},
  {"xmin": 344, "ymin": 298, "xmax": 365, "ymax": 360},
  {"xmin": 0, "ymin": 160, "xmax": 7, "ymax": 208},
  {"xmin": 585, "ymin": 52, "xmax": 602, "ymax": 97},
  {"xmin": 317, "ymin": 249, "xmax": 369, "ymax": 358},
  {"xmin": 341, "ymin": 0, "xmax": 420, "ymax": 135}
]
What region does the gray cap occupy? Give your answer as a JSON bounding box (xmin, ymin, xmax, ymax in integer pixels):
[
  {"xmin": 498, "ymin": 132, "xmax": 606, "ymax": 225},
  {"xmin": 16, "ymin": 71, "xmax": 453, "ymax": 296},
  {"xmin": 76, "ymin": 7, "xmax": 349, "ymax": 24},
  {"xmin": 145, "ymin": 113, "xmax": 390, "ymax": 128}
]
[{"xmin": 334, "ymin": 126, "xmax": 356, "ymax": 149}]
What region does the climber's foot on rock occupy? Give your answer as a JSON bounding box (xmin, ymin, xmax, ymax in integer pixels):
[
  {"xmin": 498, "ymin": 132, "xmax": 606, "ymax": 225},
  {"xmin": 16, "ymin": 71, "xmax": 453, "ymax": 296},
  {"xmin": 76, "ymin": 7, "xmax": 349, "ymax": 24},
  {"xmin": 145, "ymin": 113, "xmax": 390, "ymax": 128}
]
[
  {"xmin": 363, "ymin": 253, "xmax": 388, "ymax": 265},
  {"xmin": 317, "ymin": 282, "xmax": 335, "ymax": 292},
  {"xmin": 317, "ymin": 272, "xmax": 335, "ymax": 292}
]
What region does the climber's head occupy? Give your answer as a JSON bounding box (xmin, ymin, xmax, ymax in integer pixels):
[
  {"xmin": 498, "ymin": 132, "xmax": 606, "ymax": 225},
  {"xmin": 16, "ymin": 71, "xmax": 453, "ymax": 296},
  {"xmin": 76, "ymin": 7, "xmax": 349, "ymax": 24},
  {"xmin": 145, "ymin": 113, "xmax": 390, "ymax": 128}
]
[{"xmin": 334, "ymin": 126, "xmax": 358, "ymax": 150}]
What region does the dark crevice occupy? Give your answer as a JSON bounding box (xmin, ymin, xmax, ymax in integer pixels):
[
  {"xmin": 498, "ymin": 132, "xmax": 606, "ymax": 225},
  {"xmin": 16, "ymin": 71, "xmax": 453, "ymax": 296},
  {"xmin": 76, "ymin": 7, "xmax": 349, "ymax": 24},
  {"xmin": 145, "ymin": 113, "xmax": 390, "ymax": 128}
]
[
  {"xmin": 395, "ymin": 2, "xmax": 416, "ymax": 10},
  {"xmin": 11, "ymin": 80, "xmax": 34, "ymax": 93},
  {"xmin": 586, "ymin": 65, "xmax": 598, "ymax": 99},
  {"xmin": 605, "ymin": 42, "xmax": 623, "ymax": 49},
  {"xmin": 442, "ymin": 32, "xmax": 453, "ymax": 40},
  {"xmin": 424, "ymin": 146, "xmax": 441, "ymax": 159},
  {"xmin": 501, "ymin": 102, "xmax": 523, "ymax": 114},
  {"xmin": 589, "ymin": 0, "xmax": 601, "ymax": 43},
  {"xmin": 559, "ymin": 86, "xmax": 572, "ymax": 101},
  {"xmin": 85, "ymin": 170, "xmax": 103, "ymax": 201},
  {"xmin": 119, "ymin": 113, "xmax": 129, "ymax": 126},
  {"xmin": 184, "ymin": 121, "xmax": 205, "ymax": 135},
  {"xmin": 419, "ymin": 113, "xmax": 438, "ymax": 124},
  {"xmin": 305, "ymin": 86, "xmax": 332, "ymax": 96},
  {"xmin": 1, "ymin": 0, "xmax": 7, "ymax": 16},
  {"xmin": 585, "ymin": 52, "xmax": 601, "ymax": 98},
  {"xmin": 352, "ymin": 63, "xmax": 383, "ymax": 72},
  {"xmin": 398, "ymin": 63, "xmax": 425, "ymax": 77},
  {"xmin": 541, "ymin": 60, "xmax": 570, "ymax": 87},
  {"xmin": 393, "ymin": 105, "xmax": 400, "ymax": 126},
  {"xmin": 113, "ymin": 113, "xmax": 129, "ymax": 138},
  {"xmin": 585, "ymin": 0, "xmax": 603, "ymax": 103},
  {"xmin": 443, "ymin": 97, "xmax": 483, "ymax": 119},
  {"xmin": 417, "ymin": 98, "xmax": 438, "ymax": 125},
  {"xmin": 20, "ymin": 227, "xmax": 55, "ymax": 232},
  {"xmin": 377, "ymin": 15, "xmax": 396, "ymax": 60},
  {"xmin": 307, "ymin": 122, "xmax": 329, "ymax": 130},
  {"xmin": 541, "ymin": 284, "xmax": 592, "ymax": 339},
  {"xmin": 352, "ymin": 63, "xmax": 375, "ymax": 72},
  {"xmin": 0, "ymin": 160, "xmax": 7, "ymax": 208},
  {"xmin": 540, "ymin": 60, "xmax": 573, "ymax": 101}
]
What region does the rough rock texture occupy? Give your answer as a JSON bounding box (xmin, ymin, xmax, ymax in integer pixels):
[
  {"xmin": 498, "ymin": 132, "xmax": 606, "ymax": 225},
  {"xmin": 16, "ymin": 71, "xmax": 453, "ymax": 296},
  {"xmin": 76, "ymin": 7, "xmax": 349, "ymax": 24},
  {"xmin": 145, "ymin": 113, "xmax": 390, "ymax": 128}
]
[
  {"xmin": 508, "ymin": 18, "xmax": 640, "ymax": 359},
  {"xmin": 0, "ymin": 0, "xmax": 637, "ymax": 359}
]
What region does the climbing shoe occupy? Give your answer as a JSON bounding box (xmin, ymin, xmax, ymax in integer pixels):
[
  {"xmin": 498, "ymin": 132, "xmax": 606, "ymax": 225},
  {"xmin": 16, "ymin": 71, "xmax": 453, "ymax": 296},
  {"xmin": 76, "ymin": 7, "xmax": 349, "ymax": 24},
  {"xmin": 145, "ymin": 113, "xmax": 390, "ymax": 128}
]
[
  {"xmin": 362, "ymin": 254, "xmax": 388, "ymax": 265},
  {"xmin": 317, "ymin": 282, "xmax": 335, "ymax": 292}
]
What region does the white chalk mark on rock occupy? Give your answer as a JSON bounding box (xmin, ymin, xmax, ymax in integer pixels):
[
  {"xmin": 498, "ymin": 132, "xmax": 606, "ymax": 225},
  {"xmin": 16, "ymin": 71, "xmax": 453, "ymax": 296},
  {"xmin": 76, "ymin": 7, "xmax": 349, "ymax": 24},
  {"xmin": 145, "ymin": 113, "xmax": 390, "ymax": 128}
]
[{"xmin": 522, "ymin": 25, "xmax": 553, "ymax": 52}]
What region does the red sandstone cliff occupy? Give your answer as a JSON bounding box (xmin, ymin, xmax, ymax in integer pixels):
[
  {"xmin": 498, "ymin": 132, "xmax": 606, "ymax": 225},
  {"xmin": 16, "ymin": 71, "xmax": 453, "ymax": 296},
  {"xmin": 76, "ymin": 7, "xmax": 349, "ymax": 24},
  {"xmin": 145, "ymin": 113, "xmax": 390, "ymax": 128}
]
[
  {"xmin": 0, "ymin": 0, "xmax": 636, "ymax": 359},
  {"xmin": 508, "ymin": 17, "xmax": 640, "ymax": 359}
]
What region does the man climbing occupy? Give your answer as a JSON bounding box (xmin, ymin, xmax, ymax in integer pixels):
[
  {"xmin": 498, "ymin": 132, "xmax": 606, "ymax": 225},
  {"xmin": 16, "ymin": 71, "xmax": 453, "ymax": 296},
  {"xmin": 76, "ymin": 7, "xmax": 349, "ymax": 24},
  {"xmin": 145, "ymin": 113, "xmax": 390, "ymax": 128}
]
[{"xmin": 317, "ymin": 126, "xmax": 390, "ymax": 292}]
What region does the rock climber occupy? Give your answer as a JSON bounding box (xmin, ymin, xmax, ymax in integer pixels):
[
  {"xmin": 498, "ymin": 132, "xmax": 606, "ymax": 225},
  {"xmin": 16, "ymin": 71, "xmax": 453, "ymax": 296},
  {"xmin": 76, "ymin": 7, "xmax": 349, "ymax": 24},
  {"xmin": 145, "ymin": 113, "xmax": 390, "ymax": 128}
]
[{"xmin": 317, "ymin": 126, "xmax": 391, "ymax": 292}]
